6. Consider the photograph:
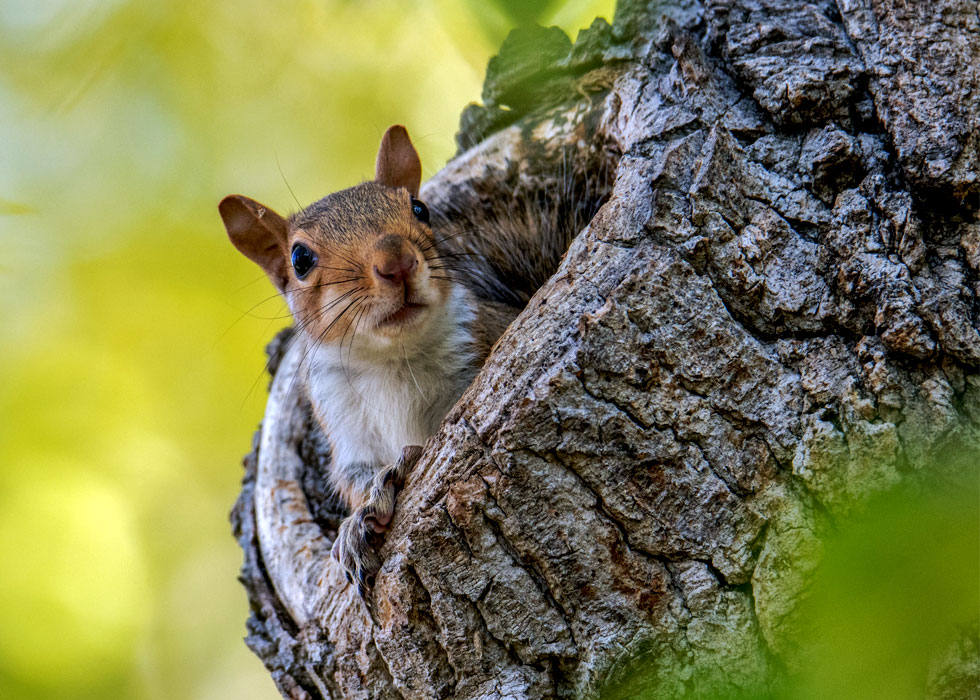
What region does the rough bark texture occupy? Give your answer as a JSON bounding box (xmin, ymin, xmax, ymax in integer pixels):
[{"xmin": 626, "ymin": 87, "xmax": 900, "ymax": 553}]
[{"xmin": 230, "ymin": 1, "xmax": 980, "ymax": 698}]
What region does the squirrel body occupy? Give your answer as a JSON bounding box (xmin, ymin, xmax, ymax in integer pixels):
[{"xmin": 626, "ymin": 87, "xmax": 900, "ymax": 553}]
[
  {"xmin": 301, "ymin": 281, "xmax": 477, "ymax": 507},
  {"xmin": 220, "ymin": 126, "xmax": 517, "ymax": 593}
]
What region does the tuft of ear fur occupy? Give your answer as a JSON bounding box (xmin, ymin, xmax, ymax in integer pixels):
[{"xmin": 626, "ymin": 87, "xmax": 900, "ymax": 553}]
[
  {"xmin": 375, "ymin": 125, "xmax": 422, "ymax": 197},
  {"xmin": 219, "ymin": 194, "xmax": 290, "ymax": 291}
]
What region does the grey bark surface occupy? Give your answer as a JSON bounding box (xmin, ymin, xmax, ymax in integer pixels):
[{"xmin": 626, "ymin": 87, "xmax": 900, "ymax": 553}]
[{"xmin": 230, "ymin": 1, "xmax": 980, "ymax": 698}]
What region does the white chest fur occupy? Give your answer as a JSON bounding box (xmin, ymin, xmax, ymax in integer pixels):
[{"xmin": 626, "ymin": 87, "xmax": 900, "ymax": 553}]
[{"xmin": 302, "ymin": 285, "xmax": 477, "ymax": 472}]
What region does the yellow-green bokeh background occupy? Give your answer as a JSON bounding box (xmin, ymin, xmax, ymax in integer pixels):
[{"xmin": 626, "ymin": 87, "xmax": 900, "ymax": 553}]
[
  {"xmin": 2, "ymin": 1, "xmax": 977, "ymax": 699},
  {"xmin": 0, "ymin": 2, "xmax": 613, "ymax": 698}
]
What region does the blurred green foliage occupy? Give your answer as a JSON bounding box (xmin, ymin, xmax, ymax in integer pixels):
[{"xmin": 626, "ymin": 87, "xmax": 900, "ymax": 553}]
[
  {"xmin": 0, "ymin": 1, "xmax": 613, "ymax": 698},
  {"xmin": 601, "ymin": 463, "xmax": 980, "ymax": 700},
  {"xmin": 789, "ymin": 470, "xmax": 978, "ymax": 700}
]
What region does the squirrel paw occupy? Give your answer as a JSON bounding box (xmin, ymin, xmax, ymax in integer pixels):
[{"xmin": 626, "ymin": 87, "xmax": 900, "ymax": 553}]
[
  {"xmin": 331, "ymin": 445, "xmax": 423, "ymax": 597},
  {"xmin": 332, "ymin": 508, "xmax": 382, "ymax": 598}
]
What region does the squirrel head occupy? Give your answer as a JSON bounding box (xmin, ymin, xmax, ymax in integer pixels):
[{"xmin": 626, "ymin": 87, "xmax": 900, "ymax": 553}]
[{"xmin": 219, "ymin": 125, "xmax": 451, "ymax": 348}]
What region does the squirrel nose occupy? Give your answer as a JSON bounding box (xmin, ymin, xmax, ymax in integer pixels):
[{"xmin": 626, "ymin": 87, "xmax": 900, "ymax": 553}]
[{"xmin": 373, "ymin": 251, "xmax": 418, "ymax": 285}]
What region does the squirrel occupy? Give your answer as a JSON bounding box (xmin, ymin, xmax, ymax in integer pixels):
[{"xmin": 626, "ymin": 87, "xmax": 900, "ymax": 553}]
[{"xmin": 219, "ymin": 126, "xmax": 519, "ymax": 597}]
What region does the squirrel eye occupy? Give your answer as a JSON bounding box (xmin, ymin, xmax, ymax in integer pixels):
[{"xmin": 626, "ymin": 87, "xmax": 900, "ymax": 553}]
[
  {"xmin": 410, "ymin": 198, "xmax": 429, "ymax": 224},
  {"xmin": 291, "ymin": 243, "xmax": 317, "ymax": 279}
]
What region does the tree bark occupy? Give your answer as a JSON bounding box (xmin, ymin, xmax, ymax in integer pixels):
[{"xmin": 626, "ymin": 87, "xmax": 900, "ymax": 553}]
[{"xmin": 230, "ymin": 1, "xmax": 980, "ymax": 698}]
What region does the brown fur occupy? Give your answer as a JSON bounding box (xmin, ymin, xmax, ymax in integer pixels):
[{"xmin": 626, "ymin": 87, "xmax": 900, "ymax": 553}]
[
  {"xmin": 374, "ymin": 125, "xmax": 422, "ymax": 196},
  {"xmin": 218, "ymin": 194, "xmax": 290, "ymax": 290},
  {"xmin": 219, "ymin": 126, "xmax": 449, "ymax": 349},
  {"xmin": 285, "ymin": 183, "xmax": 452, "ymax": 346},
  {"xmin": 220, "ymin": 126, "xmax": 523, "ymax": 595}
]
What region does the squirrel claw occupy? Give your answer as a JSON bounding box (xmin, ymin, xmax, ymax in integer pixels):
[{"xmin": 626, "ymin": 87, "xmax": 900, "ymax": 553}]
[
  {"xmin": 332, "ymin": 445, "xmax": 423, "ymax": 593},
  {"xmin": 332, "ymin": 511, "xmax": 381, "ymax": 592},
  {"xmin": 362, "ymin": 511, "xmax": 389, "ymax": 534}
]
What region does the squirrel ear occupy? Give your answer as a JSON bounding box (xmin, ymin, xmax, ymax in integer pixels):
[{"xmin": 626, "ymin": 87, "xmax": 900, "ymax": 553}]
[
  {"xmin": 375, "ymin": 125, "xmax": 422, "ymax": 197},
  {"xmin": 219, "ymin": 194, "xmax": 290, "ymax": 291}
]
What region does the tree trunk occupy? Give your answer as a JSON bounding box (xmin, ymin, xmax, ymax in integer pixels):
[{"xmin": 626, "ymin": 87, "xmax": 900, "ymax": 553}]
[{"xmin": 230, "ymin": 1, "xmax": 980, "ymax": 698}]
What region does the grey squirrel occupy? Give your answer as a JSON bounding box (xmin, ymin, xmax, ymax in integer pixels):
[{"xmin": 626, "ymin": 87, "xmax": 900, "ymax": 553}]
[{"xmin": 219, "ymin": 126, "xmax": 518, "ymax": 596}]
